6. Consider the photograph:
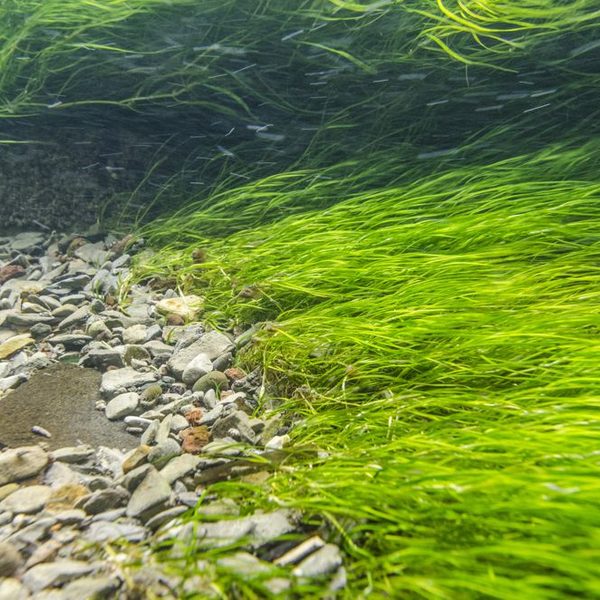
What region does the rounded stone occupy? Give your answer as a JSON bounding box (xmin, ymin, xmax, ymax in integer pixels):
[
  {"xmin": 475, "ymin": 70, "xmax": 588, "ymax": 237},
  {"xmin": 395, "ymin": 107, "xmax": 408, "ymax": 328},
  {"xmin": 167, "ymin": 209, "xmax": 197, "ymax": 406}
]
[
  {"xmin": 0, "ymin": 541, "xmax": 22, "ymax": 577},
  {"xmin": 105, "ymin": 392, "xmax": 139, "ymax": 421},
  {"xmin": 192, "ymin": 371, "xmax": 229, "ymax": 394},
  {"xmin": 0, "ymin": 484, "xmax": 52, "ymax": 514}
]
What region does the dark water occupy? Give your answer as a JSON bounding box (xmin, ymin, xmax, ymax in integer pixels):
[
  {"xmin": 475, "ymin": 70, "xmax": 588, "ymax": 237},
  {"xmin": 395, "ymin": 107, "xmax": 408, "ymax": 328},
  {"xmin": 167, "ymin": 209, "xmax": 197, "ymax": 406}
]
[{"xmin": 0, "ymin": 363, "xmax": 137, "ymax": 451}]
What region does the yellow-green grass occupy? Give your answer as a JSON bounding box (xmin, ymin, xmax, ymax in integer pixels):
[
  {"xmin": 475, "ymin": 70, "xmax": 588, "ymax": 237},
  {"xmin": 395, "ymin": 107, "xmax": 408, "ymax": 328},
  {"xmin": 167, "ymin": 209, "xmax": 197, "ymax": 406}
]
[{"xmin": 138, "ymin": 141, "xmax": 600, "ymax": 597}]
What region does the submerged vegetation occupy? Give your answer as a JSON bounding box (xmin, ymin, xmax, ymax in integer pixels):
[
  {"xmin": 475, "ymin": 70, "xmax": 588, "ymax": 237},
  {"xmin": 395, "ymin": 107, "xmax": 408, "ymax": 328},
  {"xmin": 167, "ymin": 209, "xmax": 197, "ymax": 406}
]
[{"xmin": 2, "ymin": 0, "xmax": 600, "ymax": 597}]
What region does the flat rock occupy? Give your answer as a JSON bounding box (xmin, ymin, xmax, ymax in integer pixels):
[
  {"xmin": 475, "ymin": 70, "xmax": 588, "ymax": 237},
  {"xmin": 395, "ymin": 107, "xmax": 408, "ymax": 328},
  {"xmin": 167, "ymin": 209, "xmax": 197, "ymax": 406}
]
[
  {"xmin": 51, "ymin": 445, "xmax": 95, "ymax": 464},
  {"xmin": 79, "ymin": 347, "xmax": 124, "ymax": 370},
  {"xmin": 105, "ymin": 392, "xmax": 139, "ymax": 420},
  {"xmin": 56, "ymin": 575, "xmax": 120, "ymax": 600},
  {"xmin": 0, "ymin": 446, "xmax": 49, "ymax": 486},
  {"xmin": 126, "ymin": 468, "xmax": 171, "ymax": 520},
  {"xmin": 148, "ymin": 439, "xmax": 182, "ymax": 469},
  {"xmin": 181, "ymin": 352, "xmax": 213, "ymax": 385},
  {"xmin": 83, "ymin": 520, "xmax": 147, "ymax": 543},
  {"xmin": 0, "ymin": 334, "xmax": 34, "ymax": 360},
  {"xmin": 123, "ymin": 324, "xmax": 148, "ymax": 345},
  {"xmin": 0, "ymin": 540, "xmax": 22, "ymax": 577},
  {"xmin": 156, "ymin": 295, "xmax": 203, "ymax": 321},
  {"xmin": 0, "ymin": 577, "xmax": 30, "ymax": 600},
  {"xmin": 22, "ymin": 560, "xmax": 95, "ymax": 593},
  {"xmin": 292, "ymin": 544, "xmax": 343, "ymax": 578},
  {"xmin": 160, "ymin": 454, "xmax": 201, "ymax": 485},
  {"xmin": 0, "ymin": 485, "xmax": 52, "ymax": 514},
  {"xmin": 167, "ymin": 331, "xmax": 233, "ymax": 379},
  {"xmin": 100, "ymin": 368, "xmax": 158, "ymax": 399}
]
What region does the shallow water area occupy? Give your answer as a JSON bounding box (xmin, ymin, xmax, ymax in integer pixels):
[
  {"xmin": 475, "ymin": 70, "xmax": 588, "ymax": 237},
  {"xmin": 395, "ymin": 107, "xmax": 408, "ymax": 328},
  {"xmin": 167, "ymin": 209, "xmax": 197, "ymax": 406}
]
[{"xmin": 0, "ymin": 363, "xmax": 137, "ymax": 450}]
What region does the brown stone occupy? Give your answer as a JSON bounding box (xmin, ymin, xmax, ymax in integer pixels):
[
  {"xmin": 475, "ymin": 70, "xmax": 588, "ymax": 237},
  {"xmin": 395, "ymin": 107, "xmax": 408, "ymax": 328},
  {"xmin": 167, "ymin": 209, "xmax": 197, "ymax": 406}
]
[
  {"xmin": 184, "ymin": 408, "xmax": 203, "ymax": 426},
  {"xmin": 224, "ymin": 367, "xmax": 247, "ymax": 382},
  {"xmin": 46, "ymin": 484, "xmax": 89, "ymax": 512},
  {"xmin": 122, "ymin": 445, "xmax": 151, "ymax": 474},
  {"xmin": 180, "ymin": 426, "xmax": 211, "ymax": 454},
  {"xmin": 0, "ymin": 264, "xmax": 25, "ymax": 285}
]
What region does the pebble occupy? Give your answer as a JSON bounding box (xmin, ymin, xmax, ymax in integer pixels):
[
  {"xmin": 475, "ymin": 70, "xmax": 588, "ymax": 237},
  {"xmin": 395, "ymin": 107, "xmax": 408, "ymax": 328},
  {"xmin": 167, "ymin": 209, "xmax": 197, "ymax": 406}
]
[
  {"xmin": 0, "ymin": 577, "xmax": 30, "ymax": 600},
  {"xmin": 105, "ymin": 391, "xmax": 139, "ymax": 420},
  {"xmin": 0, "ymin": 540, "xmax": 22, "ymax": 577},
  {"xmin": 159, "ymin": 453, "xmax": 201, "ymax": 485},
  {"xmin": 148, "ymin": 439, "xmax": 182, "ymax": 469},
  {"xmin": 167, "ymin": 330, "xmax": 233, "ymax": 378},
  {"xmin": 292, "ymin": 544, "xmax": 343, "ymax": 578},
  {"xmin": 100, "ymin": 367, "xmax": 157, "ymax": 399},
  {"xmin": 0, "ymin": 446, "xmax": 49, "ymax": 486},
  {"xmin": 181, "ymin": 352, "xmax": 213, "ymax": 385},
  {"xmin": 22, "ymin": 559, "xmax": 95, "ymax": 593},
  {"xmin": 51, "ymin": 445, "xmax": 95, "ymax": 464},
  {"xmin": 0, "ymin": 485, "xmax": 52, "ymax": 514},
  {"xmin": 126, "ymin": 469, "xmax": 172, "ymax": 521}
]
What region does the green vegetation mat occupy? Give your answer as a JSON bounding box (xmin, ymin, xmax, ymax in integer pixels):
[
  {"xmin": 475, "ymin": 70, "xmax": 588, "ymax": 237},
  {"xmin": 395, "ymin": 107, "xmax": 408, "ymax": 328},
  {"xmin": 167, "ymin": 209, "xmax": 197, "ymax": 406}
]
[{"xmin": 2, "ymin": 0, "xmax": 599, "ymax": 597}]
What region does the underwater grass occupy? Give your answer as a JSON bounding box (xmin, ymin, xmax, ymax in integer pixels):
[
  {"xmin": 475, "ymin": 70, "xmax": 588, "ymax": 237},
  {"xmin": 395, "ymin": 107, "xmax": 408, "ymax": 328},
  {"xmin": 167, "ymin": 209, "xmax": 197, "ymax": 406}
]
[{"xmin": 139, "ymin": 141, "xmax": 600, "ymax": 597}]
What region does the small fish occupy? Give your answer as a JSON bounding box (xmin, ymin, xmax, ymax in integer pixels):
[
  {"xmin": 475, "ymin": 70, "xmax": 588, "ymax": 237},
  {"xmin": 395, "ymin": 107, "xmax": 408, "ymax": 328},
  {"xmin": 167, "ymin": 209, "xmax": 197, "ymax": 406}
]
[{"xmin": 32, "ymin": 425, "xmax": 51, "ymax": 438}]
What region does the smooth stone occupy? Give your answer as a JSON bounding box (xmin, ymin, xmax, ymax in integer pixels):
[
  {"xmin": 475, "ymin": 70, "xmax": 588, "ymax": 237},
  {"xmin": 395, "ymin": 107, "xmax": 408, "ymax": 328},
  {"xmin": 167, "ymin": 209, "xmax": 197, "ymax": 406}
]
[
  {"xmin": 43, "ymin": 463, "xmax": 81, "ymax": 488},
  {"xmin": 105, "ymin": 392, "xmax": 139, "ymax": 420},
  {"xmin": 126, "ymin": 469, "xmax": 171, "ymax": 521},
  {"xmin": 121, "ymin": 464, "xmax": 154, "ymax": 493},
  {"xmin": 83, "ymin": 520, "xmax": 147, "ymax": 544},
  {"xmin": 0, "ymin": 483, "xmax": 19, "ymax": 502},
  {"xmin": 51, "ymin": 445, "xmax": 95, "ymax": 464},
  {"xmin": 145, "ymin": 506, "xmax": 188, "ymax": 532},
  {"xmin": 0, "ymin": 540, "xmax": 22, "ymax": 577},
  {"xmin": 79, "ymin": 347, "xmax": 124, "ymax": 369},
  {"xmin": 167, "ymin": 331, "xmax": 232, "ymax": 378},
  {"xmin": 22, "ymin": 560, "xmax": 94, "ymax": 593},
  {"xmin": 124, "ymin": 416, "xmax": 152, "ymax": 429},
  {"xmin": 122, "ymin": 445, "xmax": 151, "ymax": 474},
  {"xmin": 123, "ymin": 324, "xmax": 148, "ymax": 345},
  {"xmin": 0, "ymin": 446, "xmax": 48, "ymax": 486},
  {"xmin": 181, "ymin": 352, "xmax": 213, "ymax": 386},
  {"xmin": 159, "ymin": 454, "xmax": 201, "ymax": 485},
  {"xmin": 192, "ymin": 371, "xmax": 229, "ymax": 394},
  {"xmin": 292, "ymin": 544, "xmax": 343, "ymax": 578},
  {"xmin": 155, "ymin": 414, "xmax": 173, "ymax": 445},
  {"xmin": 74, "ymin": 242, "xmax": 110, "ymax": 266},
  {"xmin": 0, "ymin": 334, "xmax": 34, "ymax": 360},
  {"xmin": 265, "ymin": 434, "xmax": 290, "ymax": 450},
  {"xmin": 143, "ymin": 340, "xmax": 173, "ymax": 358},
  {"xmin": 0, "ymin": 577, "xmax": 30, "ymax": 600},
  {"xmin": 30, "ymin": 323, "xmax": 52, "ymax": 339},
  {"xmin": 51, "ymin": 303, "xmax": 78, "ymax": 319},
  {"xmin": 46, "ymin": 333, "xmax": 92, "ymax": 350},
  {"xmin": 100, "ymin": 368, "xmax": 158, "ymax": 399},
  {"xmin": 211, "ymin": 410, "xmax": 256, "ymax": 444},
  {"xmin": 170, "ymin": 414, "xmax": 189, "ymax": 433},
  {"xmin": 56, "ymin": 305, "xmax": 90, "ymax": 331},
  {"xmin": 0, "ymin": 374, "xmax": 27, "ymax": 391},
  {"xmin": 57, "ymin": 575, "xmax": 120, "ymax": 600},
  {"xmin": 81, "ymin": 487, "xmax": 130, "ymax": 515},
  {"xmin": 0, "ymin": 485, "xmax": 52, "ymax": 514},
  {"xmin": 156, "ymin": 295, "xmax": 203, "ymax": 320},
  {"xmin": 140, "ymin": 420, "xmax": 159, "ymax": 446},
  {"xmin": 148, "ymin": 439, "xmax": 182, "ymax": 469},
  {"xmin": 87, "ymin": 269, "xmax": 118, "ymax": 295}
]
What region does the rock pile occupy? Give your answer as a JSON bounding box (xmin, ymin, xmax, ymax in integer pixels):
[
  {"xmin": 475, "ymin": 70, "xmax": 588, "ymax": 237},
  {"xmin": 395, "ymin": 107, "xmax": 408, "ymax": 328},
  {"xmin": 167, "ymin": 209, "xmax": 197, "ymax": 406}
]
[{"xmin": 0, "ymin": 231, "xmax": 344, "ymax": 598}]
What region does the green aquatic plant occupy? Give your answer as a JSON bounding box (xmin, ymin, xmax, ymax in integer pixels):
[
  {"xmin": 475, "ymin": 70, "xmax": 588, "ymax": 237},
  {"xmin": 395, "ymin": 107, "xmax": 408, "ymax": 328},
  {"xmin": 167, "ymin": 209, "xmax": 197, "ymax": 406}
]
[{"xmin": 139, "ymin": 139, "xmax": 600, "ymax": 596}]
